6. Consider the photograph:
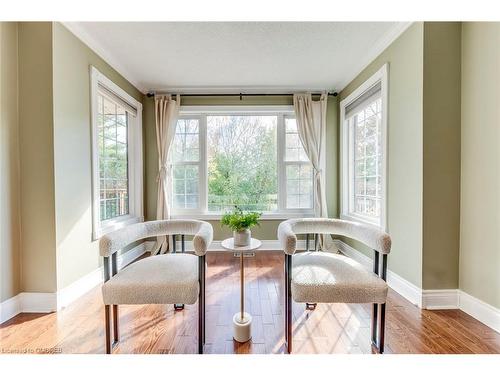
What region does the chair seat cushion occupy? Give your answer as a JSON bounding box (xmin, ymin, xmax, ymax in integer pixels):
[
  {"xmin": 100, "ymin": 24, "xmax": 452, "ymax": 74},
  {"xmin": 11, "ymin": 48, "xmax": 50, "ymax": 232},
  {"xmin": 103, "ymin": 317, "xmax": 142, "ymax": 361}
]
[
  {"xmin": 291, "ymin": 252, "xmax": 388, "ymax": 304},
  {"xmin": 102, "ymin": 253, "xmax": 199, "ymax": 305}
]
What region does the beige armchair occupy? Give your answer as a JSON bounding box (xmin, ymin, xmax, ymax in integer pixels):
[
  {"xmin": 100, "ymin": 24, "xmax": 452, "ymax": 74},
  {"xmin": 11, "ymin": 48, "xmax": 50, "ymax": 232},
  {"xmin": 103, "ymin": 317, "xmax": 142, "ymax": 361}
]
[
  {"xmin": 278, "ymin": 218, "xmax": 391, "ymax": 353},
  {"xmin": 99, "ymin": 219, "xmax": 213, "ymax": 354}
]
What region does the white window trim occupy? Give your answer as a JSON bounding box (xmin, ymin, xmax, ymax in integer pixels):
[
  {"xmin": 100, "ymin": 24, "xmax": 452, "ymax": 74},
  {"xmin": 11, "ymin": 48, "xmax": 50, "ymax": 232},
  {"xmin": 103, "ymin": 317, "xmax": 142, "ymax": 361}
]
[
  {"xmin": 90, "ymin": 66, "xmax": 144, "ymax": 240},
  {"xmin": 170, "ymin": 105, "xmax": 316, "ymax": 220},
  {"xmin": 340, "ymin": 63, "xmax": 388, "ymax": 230}
]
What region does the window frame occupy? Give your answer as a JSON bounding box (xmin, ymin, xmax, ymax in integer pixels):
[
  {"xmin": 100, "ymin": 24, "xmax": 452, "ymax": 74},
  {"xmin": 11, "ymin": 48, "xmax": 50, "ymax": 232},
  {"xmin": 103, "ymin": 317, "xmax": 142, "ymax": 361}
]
[
  {"xmin": 171, "ymin": 105, "xmax": 315, "ymax": 219},
  {"xmin": 90, "ymin": 66, "xmax": 144, "ymax": 240},
  {"xmin": 340, "ymin": 64, "xmax": 388, "ymax": 230},
  {"xmin": 170, "ymin": 114, "xmax": 207, "ymax": 216}
]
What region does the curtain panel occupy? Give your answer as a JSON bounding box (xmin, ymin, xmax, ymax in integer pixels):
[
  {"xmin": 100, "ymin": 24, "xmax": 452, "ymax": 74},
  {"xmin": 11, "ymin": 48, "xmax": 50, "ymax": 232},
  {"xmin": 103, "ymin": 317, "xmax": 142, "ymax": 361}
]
[
  {"xmin": 153, "ymin": 94, "xmax": 180, "ymax": 254},
  {"xmin": 293, "ymin": 93, "xmax": 332, "ymax": 249}
]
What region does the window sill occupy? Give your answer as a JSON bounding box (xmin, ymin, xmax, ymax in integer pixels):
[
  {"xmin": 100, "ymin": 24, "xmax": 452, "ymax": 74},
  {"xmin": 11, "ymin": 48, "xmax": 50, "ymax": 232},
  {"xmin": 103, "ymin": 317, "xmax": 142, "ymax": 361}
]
[
  {"xmin": 340, "ymin": 213, "xmax": 383, "ymax": 230},
  {"xmin": 171, "ymin": 212, "xmax": 315, "ymax": 221},
  {"xmin": 93, "ymin": 215, "xmax": 144, "ymax": 240}
]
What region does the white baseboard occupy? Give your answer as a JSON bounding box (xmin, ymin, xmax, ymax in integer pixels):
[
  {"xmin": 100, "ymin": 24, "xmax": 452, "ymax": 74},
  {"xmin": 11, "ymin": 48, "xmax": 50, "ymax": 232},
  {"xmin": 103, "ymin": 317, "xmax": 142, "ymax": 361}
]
[
  {"xmin": 56, "ymin": 268, "xmax": 103, "ymax": 310},
  {"xmin": 0, "ymin": 292, "xmax": 57, "ymax": 324},
  {"xmin": 4, "ymin": 239, "xmax": 499, "ymax": 335},
  {"xmin": 1, "ymin": 242, "xmax": 151, "ymax": 323},
  {"xmin": 334, "ymin": 239, "xmax": 423, "ymax": 307},
  {"xmin": 56, "ymin": 241, "xmax": 152, "ymax": 310},
  {"xmin": 422, "ymin": 289, "xmax": 459, "ymax": 310},
  {"xmin": 20, "ymin": 292, "xmax": 57, "ymax": 313},
  {"xmin": 459, "ymin": 291, "xmax": 500, "ymax": 333},
  {"xmin": 0, "ymin": 294, "xmax": 21, "ymax": 323},
  {"xmin": 334, "ymin": 239, "xmax": 500, "ymax": 334}
]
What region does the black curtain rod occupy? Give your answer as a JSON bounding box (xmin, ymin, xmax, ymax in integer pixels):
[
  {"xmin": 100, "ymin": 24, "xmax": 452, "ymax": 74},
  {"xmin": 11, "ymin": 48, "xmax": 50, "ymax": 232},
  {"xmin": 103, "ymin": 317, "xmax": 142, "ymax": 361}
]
[{"xmin": 146, "ymin": 92, "xmax": 338, "ymax": 98}]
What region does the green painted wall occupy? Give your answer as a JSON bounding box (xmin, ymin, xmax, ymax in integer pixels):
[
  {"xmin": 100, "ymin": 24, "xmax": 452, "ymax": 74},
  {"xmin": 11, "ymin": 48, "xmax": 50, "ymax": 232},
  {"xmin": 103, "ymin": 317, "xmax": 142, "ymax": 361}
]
[
  {"xmin": 422, "ymin": 22, "xmax": 462, "ymax": 290},
  {"xmin": 0, "ymin": 22, "xmax": 21, "ymax": 302},
  {"xmin": 52, "ymin": 23, "xmax": 144, "ymax": 289},
  {"xmin": 18, "ymin": 22, "xmax": 58, "ymax": 293},
  {"xmin": 460, "ymin": 22, "xmax": 500, "ymax": 308},
  {"xmin": 339, "ymin": 23, "xmax": 425, "ymax": 288},
  {"xmin": 143, "ymin": 95, "xmax": 338, "ymax": 240}
]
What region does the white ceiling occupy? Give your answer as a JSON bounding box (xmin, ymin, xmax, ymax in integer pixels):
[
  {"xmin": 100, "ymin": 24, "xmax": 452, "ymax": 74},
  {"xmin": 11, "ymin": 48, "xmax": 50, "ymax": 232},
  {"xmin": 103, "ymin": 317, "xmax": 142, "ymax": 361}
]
[{"xmin": 64, "ymin": 22, "xmax": 411, "ymax": 94}]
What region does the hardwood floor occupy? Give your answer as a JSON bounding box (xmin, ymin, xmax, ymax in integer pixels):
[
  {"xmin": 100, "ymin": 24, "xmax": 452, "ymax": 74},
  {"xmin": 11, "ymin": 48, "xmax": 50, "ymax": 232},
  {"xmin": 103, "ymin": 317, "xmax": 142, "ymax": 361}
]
[{"xmin": 1, "ymin": 251, "xmax": 499, "ymax": 354}]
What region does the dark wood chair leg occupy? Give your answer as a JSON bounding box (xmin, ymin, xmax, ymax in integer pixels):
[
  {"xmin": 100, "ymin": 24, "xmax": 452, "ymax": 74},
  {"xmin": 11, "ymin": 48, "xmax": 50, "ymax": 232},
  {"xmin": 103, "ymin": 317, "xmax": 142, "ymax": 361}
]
[
  {"xmin": 198, "ymin": 255, "xmax": 206, "ymax": 354},
  {"xmin": 104, "ymin": 305, "xmax": 111, "ymax": 354},
  {"xmin": 112, "ymin": 305, "xmax": 119, "ymax": 344},
  {"xmin": 285, "ymin": 254, "xmax": 292, "ymax": 354},
  {"xmin": 377, "ymin": 254, "xmax": 388, "ymax": 354},
  {"xmin": 378, "ymin": 303, "xmax": 386, "ymax": 353},
  {"xmin": 371, "ymin": 303, "xmax": 378, "ymax": 346}
]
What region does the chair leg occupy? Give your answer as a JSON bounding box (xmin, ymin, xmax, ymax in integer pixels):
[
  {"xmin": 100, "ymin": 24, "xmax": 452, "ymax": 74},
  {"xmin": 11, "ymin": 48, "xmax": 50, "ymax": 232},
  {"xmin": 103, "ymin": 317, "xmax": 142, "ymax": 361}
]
[
  {"xmin": 112, "ymin": 305, "xmax": 119, "ymax": 344},
  {"xmin": 286, "ymin": 289, "xmax": 292, "ymax": 353},
  {"xmin": 198, "ymin": 255, "xmax": 206, "ymax": 354},
  {"xmin": 104, "ymin": 305, "xmax": 112, "ymax": 354},
  {"xmin": 285, "ymin": 254, "xmax": 292, "ymax": 354},
  {"xmin": 378, "ymin": 303, "xmax": 386, "ymax": 353},
  {"xmin": 371, "ymin": 303, "xmax": 378, "ymax": 346}
]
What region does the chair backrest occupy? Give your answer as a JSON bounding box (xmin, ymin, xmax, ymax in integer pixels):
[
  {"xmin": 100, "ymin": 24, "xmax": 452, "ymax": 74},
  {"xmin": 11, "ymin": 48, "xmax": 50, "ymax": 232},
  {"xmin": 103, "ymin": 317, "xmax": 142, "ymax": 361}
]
[
  {"xmin": 99, "ymin": 220, "xmax": 213, "ymax": 257},
  {"xmin": 278, "ymin": 218, "xmax": 391, "ymax": 255}
]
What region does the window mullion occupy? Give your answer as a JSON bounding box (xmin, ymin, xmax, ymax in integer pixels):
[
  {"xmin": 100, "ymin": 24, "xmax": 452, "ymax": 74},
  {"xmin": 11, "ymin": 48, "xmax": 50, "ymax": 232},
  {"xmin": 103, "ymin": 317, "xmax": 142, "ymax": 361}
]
[
  {"xmin": 200, "ymin": 115, "xmax": 208, "ymax": 213},
  {"xmin": 277, "ymin": 113, "xmax": 285, "ymax": 212}
]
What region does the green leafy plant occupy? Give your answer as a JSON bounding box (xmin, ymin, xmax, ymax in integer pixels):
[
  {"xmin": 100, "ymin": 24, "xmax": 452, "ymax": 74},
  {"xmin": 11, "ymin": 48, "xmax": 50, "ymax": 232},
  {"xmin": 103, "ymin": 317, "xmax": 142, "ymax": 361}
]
[{"xmin": 221, "ymin": 206, "xmax": 261, "ymax": 232}]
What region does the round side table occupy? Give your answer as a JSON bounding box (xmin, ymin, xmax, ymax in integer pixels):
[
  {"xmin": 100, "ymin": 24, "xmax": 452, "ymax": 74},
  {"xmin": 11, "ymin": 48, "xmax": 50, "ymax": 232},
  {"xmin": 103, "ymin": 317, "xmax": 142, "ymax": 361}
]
[{"xmin": 221, "ymin": 237, "xmax": 262, "ymax": 343}]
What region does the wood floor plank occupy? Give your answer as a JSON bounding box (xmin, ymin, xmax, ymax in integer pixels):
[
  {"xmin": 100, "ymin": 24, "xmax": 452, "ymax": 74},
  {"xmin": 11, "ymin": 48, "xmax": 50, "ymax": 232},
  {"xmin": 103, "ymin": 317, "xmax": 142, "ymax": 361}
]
[{"xmin": 1, "ymin": 251, "xmax": 499, "ymax": 354}]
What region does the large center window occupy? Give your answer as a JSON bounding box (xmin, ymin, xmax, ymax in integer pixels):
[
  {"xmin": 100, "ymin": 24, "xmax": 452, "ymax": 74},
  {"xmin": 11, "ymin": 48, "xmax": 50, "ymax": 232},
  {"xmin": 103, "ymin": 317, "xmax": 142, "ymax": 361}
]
[{"xmin": 170, "ymin": 107, "xmax": 314, "ymax": 217}]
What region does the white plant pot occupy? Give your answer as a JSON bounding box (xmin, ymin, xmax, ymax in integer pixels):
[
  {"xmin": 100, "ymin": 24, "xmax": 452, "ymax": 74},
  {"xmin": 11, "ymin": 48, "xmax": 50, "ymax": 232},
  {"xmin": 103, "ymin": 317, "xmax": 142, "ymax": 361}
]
[{"xmin": 233, "ymin": 229, "xmax": 251, "ymax": 247}]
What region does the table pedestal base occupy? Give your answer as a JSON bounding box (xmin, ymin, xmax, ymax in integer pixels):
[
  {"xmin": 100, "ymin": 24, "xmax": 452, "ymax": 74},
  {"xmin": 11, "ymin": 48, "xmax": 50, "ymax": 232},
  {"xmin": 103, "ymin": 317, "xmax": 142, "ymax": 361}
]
[{"xmin": 232, "ymin": 312, "xmax": 252, "ymax": 343}]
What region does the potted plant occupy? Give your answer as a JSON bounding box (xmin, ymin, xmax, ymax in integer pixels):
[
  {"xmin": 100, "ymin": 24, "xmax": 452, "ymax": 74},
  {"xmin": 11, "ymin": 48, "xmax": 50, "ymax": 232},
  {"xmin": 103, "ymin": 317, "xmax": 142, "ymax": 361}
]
[{"xmin": 221, "ymin": 206, "xmax": 261, "ymax": 246}]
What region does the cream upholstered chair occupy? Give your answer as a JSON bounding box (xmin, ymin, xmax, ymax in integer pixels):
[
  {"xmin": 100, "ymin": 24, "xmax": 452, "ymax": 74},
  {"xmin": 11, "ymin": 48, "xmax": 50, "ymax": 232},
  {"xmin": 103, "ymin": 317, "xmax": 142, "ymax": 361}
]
[
  {"xmin": 99, "ymin": 219, "xmax": 213, "ymax": 354},
  {"xmin": 278, "ymin": 218, "xmax": 391, "ymax": 354}
]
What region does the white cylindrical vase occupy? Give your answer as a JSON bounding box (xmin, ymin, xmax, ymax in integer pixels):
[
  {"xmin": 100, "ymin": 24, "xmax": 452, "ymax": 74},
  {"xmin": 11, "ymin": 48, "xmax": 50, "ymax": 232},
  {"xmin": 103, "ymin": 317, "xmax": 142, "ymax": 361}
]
[{"xmin": 233, "ymin": 229, "xmax": 251, "ymax": 246}]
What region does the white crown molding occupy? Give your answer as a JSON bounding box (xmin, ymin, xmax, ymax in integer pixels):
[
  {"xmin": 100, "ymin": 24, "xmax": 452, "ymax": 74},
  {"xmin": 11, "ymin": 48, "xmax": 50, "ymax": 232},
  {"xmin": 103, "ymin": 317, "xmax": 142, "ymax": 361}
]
[
  {"xmin": 337, "ymin": 22, "xmax": 413, "ymax": 91},
  {"xmin": 61, "ymin": 22, "xmax": 147, "ymax": 93}
]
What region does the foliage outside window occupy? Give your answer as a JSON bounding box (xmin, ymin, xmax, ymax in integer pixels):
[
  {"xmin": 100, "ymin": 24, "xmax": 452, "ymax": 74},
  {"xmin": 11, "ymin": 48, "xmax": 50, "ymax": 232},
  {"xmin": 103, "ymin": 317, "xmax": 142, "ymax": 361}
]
[
  {"xmin": 170, "ymin": 108, "xmax": 315, "ymax": 216},
  {"xmin": 98, "ymin": 92, "xmax": 129, "ymax": 221},
  {"xmin": 207, "ymin": 115, "xmax": 277, "ymax": 212}
]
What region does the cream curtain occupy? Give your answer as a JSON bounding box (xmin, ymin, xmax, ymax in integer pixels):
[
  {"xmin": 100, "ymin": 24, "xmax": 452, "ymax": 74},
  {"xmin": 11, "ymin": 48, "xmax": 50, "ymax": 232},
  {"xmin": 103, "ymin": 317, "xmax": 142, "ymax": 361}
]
[
  {"xmin": 153, "ymin": 94, "xmax": 180, "ymax": 254},
  {"xmin": 293, "ymin": 92, "xmax": 333, "ymax": 250}
]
